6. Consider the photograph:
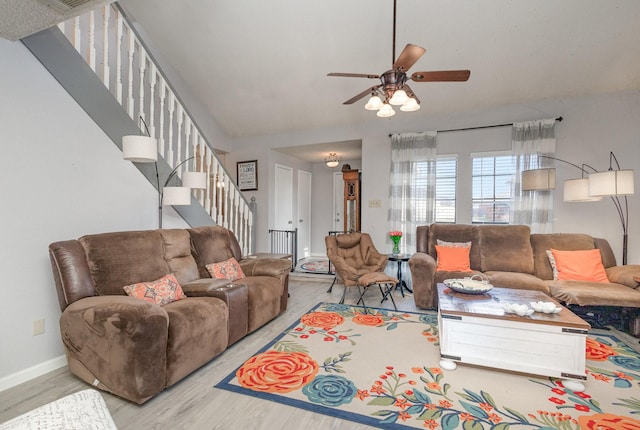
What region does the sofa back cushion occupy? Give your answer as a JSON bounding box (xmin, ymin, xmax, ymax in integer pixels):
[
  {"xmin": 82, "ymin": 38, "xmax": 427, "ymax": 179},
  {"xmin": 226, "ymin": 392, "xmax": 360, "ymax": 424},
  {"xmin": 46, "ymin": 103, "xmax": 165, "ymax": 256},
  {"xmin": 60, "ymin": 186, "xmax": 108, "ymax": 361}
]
[
  {"xmin": 79, "ymin": 230, "xmax": 170, "ymax": 296},
  {"xmin": 478, "ymin": 225, "xmax": 534, "ymax": 274},
  {"xmin": 427, "ymin": 224, "xmax": 481, "ymax": 270},
  {"xmin": 188, "ymin": 226, "xmax": 241, "ymax": 278},
  {"xmin": 530, "ymin": 233, "xmax": 596, "ymax": 280},
  {"xmin": 160, "ymin": 229, "xmax": 200, "ymax": 284}
]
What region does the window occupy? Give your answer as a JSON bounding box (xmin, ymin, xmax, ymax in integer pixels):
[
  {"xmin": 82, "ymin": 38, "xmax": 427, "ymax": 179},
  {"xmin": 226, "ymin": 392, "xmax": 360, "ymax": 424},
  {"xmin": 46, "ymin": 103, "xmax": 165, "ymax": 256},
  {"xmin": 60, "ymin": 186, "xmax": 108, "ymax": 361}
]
[
  {"xmin": 435, "ymin": 156, "xmax": 457, "ymax": 223},
  {"xmin": 411, "ymin": 156, "xmax": 457, "ymax": 224},
  {"xmin": 472, "ymin": 153, "xmax": 515, "ymax": 224}
]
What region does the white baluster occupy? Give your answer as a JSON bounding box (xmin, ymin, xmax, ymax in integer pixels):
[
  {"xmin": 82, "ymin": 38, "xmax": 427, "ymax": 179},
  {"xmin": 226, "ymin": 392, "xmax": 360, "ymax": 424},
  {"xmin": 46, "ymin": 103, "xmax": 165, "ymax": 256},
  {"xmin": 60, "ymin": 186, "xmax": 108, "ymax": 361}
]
[
  {"xmin": 127, "ymin": 30, "xmax": 135, "ymax": 116},
  {"xmin": 158, "ymin": 82, "xmax": 166, "ymax": 157},
  {"xmin": 88, "ymin": 10, "xmax": 96, "ymax": 72},
  {"xmin": 115, "ymin": 9, "xmax": 123, "ymax": 104},
  {"xmin": 167, "ymin": 93, "xmax": 175, "ymax": 166},
  {"xmin": 206, "ymin": 153, "xmax": 214, "ymax": 216},
  {"xmin": 176, "ymin": 106, "xmax": 184, "ymax": 171},
  {"xmin": 149, "ymin": 64, "xmax": 157, "ymax": 138},
  {"xmin": 183, "ymin": 117, "xmax": 192, "ymax": 178},
  {"xmin": 72, "ymin": 16, "xmax": 81, "ymax": 52},
  {"xmin": 102, "ymin": 6, "xmax": 110, "ymax": 88},
  {"xmin": 138, "ymin": 50, "xmax": 146, "ymax": 123}
]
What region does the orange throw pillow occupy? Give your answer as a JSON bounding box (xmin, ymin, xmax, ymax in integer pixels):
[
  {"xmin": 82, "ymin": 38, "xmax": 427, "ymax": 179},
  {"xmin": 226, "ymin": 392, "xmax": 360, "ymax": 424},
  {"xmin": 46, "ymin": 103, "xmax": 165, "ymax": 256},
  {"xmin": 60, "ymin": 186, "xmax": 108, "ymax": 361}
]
[
  {"xmin": 123, "ymin": 273, "xmax": 187, "ymax": 306},
  {"xmin": 549, "ymin": 248, "xmax": 609, "ymax": 282},
  {"xmin": 206, "ymin": 257, "xmax": 246, "ymax": 281},
  {"xmin": 435, "ymin": 245, "xmax": 472, "ymax": 272}
]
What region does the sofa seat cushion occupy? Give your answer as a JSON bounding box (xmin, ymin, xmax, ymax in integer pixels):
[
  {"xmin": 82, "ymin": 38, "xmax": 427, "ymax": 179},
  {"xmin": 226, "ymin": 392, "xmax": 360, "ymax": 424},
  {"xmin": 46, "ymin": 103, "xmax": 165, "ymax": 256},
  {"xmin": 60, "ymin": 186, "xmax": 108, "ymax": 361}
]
[
  {"xmin": 484, "ymin": 271, "xmax": 550, "ymax": 295},
  {"xmin": 549, "ymin": 281, "xmax": 640, "ymax": 307},
  {"xmin": 163, "ymin": 297, "xmax": 228, "ymax": 386},
  {"xmin": 237, "ymin": 276, "xmax": 284, "ymax": 332}
]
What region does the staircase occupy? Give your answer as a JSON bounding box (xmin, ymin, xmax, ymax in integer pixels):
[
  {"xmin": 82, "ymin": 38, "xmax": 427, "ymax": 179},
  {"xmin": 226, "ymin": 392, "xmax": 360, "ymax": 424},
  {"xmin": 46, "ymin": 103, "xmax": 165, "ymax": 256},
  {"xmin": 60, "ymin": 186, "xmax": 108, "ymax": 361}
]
[{"xmin": 21, "ymin": 2, "xmax": 254, "ymax": 254}]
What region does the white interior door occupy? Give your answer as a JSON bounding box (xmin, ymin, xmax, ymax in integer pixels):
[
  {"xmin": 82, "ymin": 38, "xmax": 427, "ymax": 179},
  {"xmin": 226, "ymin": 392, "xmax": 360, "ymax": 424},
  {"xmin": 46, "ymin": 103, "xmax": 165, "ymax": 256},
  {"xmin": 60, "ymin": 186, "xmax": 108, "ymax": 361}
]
[
  {"xmin": 274, "ymin": 164, "xmax": 293, "ymax": 231},
  {"xmin": 297, "ymin": 170, "xmax": 312, "ymax": 259},
  {"xmin": 333, "ymin": 171, "xmax": 343, "ymax": 232}
]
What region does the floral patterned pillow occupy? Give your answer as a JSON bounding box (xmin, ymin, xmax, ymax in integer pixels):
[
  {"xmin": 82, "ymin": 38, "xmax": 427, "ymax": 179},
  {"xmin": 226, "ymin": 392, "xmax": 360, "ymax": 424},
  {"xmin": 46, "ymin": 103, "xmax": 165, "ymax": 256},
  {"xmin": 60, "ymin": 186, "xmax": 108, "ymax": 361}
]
[
  {"xmin": 123, "ymin": 273, "xmax": 187, "ymax": 306},
  {"xmin": 206, "ymin": 257, "xmax": 246, "ymax": 281}
]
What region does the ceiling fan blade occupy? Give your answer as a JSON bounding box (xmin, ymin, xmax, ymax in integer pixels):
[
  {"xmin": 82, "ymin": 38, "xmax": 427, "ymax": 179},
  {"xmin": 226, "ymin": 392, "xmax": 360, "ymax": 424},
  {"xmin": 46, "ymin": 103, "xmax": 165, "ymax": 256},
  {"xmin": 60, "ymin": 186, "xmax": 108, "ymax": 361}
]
[
  {"xmin": 402, "ymin": 84, "xmax": 420, "ymax": 104},
  {"xmin": 392, "ymin": 44, "xmax": 426, "ymax": 72},
  {"xmin": 411, "ymin": 70, "xmax": 471, "ymax": 82},
  {"xmin": 327, "ymin": 72, "xmax": 380, "ymax": 79},
  {"xmin": 343, "ymin": 85, "xmax": 382, "ymax": 105}
]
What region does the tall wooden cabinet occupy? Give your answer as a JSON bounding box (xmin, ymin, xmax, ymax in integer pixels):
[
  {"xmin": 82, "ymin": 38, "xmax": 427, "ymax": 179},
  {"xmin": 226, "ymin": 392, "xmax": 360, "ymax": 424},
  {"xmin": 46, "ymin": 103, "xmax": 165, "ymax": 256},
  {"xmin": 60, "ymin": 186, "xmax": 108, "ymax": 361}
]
[{"xmin": 342, "ymin": 169, "xmax": 361, "ymax": 232}]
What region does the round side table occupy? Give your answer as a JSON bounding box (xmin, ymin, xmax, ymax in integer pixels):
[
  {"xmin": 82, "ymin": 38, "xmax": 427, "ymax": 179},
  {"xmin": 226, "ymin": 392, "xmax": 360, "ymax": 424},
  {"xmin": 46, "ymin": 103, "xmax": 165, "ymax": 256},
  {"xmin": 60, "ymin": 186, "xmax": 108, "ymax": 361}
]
[{"xmin": 387, "ymin": 254, "xmax": 412, "ymax": 296}]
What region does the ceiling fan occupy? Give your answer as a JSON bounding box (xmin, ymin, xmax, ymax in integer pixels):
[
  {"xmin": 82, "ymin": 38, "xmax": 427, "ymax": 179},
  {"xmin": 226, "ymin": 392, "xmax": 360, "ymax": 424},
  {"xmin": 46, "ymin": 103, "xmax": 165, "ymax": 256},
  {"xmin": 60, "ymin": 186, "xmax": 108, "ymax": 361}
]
[{"xmin": 327, "ymin": 0, "xmax": 470, "ymax": 117}]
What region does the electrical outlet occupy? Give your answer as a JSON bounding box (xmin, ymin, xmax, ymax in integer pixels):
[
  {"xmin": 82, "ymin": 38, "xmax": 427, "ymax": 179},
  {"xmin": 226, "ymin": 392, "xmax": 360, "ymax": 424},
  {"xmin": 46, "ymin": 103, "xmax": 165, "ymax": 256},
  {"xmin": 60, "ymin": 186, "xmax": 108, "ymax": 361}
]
[
  {"xmin": 368, "ymin": 199, "xmax": 382, "ymax": 208},
  {"xmin": 32, "ymin": 319, "xmax": 45, "ymax": 336}
]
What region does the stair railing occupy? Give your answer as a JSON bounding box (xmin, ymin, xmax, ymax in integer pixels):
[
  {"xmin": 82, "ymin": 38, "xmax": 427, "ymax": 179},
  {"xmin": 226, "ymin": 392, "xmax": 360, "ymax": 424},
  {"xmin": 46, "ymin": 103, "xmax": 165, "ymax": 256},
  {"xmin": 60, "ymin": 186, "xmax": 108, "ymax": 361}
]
[{"xmin": 56, "ymin": 3, "xmax": 253, "ymax": 254}]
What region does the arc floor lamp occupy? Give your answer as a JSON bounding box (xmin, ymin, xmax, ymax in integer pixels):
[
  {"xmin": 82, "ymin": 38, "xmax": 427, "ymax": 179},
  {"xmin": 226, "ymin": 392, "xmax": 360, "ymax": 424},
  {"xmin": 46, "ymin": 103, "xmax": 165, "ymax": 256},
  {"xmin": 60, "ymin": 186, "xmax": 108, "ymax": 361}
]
[
  {"xmin": 522, "ymin": 152, "xmax": 634, "ymax": 264},
  {"xmin": 121, "ymin": 118, "xmax": 207, "ymax": 228}
]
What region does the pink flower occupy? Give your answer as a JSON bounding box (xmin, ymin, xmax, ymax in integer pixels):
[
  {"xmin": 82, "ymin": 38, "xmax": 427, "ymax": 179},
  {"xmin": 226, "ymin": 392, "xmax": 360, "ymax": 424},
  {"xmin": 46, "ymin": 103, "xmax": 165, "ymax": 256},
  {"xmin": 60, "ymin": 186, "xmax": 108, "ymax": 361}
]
[{"xmin": 389, "ymin": 231, "xmax": 403, "ymax": 238}]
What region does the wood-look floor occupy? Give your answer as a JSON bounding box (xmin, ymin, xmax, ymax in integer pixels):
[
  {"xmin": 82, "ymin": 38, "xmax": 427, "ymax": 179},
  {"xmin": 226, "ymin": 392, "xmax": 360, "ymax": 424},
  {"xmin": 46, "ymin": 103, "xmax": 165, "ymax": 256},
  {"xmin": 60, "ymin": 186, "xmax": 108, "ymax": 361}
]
[
  {"xmin": 0, "ymin": 274, "xmax": 422, "ymax": 429},
  {"xmin": 3, "ymin": 275, "xmax": 638, "ymax": 429}
]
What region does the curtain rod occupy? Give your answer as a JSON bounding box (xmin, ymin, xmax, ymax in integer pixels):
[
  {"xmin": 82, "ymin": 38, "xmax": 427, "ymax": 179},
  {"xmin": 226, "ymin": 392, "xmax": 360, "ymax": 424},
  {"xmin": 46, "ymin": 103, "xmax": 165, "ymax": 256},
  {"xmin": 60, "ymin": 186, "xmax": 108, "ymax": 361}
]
[{"xmin": 388, "ymin": 116, "xmax": 563, "ymax": 137}]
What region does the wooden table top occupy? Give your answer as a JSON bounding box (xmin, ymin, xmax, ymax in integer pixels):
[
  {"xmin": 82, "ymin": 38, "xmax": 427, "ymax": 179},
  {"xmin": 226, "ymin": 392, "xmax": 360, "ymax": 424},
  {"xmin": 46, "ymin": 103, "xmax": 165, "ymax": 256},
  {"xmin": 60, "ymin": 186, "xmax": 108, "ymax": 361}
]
[{"xmin": 437, "ymin": 284, "xmax": 590, "ymax": 330}]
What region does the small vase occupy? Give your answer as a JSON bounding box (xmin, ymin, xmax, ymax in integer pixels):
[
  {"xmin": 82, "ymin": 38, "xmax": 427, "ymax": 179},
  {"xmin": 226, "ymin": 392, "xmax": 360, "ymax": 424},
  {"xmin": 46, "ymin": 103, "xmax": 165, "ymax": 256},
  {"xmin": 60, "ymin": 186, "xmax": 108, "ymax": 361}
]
[{"xmin": 391, "ymin": 236, "xmax": 401, "ymax": 254}]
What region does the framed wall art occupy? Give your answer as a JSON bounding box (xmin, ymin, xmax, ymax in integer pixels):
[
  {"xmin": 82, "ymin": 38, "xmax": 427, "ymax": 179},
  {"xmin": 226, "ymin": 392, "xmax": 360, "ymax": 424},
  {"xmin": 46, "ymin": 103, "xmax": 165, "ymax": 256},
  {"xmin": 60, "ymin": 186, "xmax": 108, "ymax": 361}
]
[{"xmin": 237, "ymin": 160, "xmax": 258, "ymax": 191}]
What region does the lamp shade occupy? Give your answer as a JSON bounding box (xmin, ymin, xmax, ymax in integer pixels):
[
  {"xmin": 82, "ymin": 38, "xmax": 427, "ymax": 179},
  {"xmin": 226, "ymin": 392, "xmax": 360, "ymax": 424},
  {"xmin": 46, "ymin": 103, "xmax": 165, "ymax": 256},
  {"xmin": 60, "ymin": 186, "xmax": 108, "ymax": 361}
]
[
  {"xmin": 122, "ymin": 135, "xmax": 157, "ymax": 162},
  {"xmin": 376, "ymin": 103, "xmax": 396, "ymax": 118},
  {"xmin": 163, "ymin": 186, "xmax": 191, "ymax": 205},
  {"xmin": 563, "ymin": 178, "xmax": 603, "ymax": 202},
  {"xmin": 364, "ymin": 95, "xmax": 383, "ymax": 110},
  {"xmin": 521, "ymin": 168, "xmax": 556, "ymax": 191},
  {"xmin": 182, "ymin": 171, "xmax": 207, "ymax": 189},
  {"xmin": 389, "ymin": 89, "xmax": 409, "ymax": 106},
  {"xmin": 400, "ymin": 97, "xmax": 420, "ymax": 112},
  {"xmin": 589, "ymin": 170, "xmax": 634, "ymax": 196}
]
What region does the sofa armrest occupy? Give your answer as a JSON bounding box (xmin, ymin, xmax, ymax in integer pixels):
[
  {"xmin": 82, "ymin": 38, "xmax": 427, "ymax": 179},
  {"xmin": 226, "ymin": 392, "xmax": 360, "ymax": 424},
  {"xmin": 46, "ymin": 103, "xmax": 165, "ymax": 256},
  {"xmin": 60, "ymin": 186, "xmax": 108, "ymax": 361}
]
[
  {"xmin": 606, "ymin": 264, "xmax": 640, "ymax": 289},
  {"xmin": 409, "ymin": 252, "xmax": 438, "ymax": 309},
  {"xmin": 60, "ymin": 296, "xmax": 169, "ymax": 404},
  {"xmin": 240, "ymin": 258, "xmax": 291, "ymax": 278}
]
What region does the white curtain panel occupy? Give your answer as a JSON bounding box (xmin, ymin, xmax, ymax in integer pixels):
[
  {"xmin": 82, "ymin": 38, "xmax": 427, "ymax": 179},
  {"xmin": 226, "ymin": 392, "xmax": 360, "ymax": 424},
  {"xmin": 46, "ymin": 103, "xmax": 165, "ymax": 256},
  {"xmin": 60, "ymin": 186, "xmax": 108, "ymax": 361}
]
[
  {"xmin": 388, "ymin": 131, "xmax": 437, "ymax": 253},
  {"xmin": 511, "ymin": 119, "xmax": 556, "ymax": 233}
]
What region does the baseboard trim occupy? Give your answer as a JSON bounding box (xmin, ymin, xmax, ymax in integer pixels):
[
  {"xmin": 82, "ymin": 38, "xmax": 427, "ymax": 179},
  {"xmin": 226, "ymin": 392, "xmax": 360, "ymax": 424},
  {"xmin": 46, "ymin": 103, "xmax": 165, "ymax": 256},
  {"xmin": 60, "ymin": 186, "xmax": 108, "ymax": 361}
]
[{"xmin": 0, "ymin": 355, "xmax": 67, "ymax": 392}]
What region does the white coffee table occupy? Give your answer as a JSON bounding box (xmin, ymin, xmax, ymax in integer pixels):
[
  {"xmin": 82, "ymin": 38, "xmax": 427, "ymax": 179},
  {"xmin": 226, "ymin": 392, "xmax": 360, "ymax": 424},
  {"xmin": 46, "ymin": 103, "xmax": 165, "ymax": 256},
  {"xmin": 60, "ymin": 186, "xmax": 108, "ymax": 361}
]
[{"xmin": 437, "ymin": 284, "xmax": 590, "ymax": 391}]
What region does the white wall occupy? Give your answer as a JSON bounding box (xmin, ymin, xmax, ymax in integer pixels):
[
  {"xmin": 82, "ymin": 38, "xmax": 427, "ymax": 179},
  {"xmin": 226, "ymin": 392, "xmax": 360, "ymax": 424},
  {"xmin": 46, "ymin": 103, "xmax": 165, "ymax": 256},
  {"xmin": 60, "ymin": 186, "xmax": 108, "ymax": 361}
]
[{"xmin": 0, "ymin": 39, "xmax": 188, "ymax": 389}]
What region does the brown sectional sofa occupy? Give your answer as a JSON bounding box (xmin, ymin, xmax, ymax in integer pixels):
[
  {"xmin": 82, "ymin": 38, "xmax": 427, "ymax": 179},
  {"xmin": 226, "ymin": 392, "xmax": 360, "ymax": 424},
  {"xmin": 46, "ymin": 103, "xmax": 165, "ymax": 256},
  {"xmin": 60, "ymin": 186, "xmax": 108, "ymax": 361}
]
[
  {"xmin": 409, "ymin": 224, "xmax": 640, "ymax": 315},
  {"xmin": 48, "ymin": 226, "xmax": 291, "ymax": 404}
]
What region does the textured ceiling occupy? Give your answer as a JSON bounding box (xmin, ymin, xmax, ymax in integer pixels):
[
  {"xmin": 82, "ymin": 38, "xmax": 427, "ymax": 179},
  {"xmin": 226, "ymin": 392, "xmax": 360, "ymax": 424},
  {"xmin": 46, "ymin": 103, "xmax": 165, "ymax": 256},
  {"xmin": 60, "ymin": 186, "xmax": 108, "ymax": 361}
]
[{"xmin": 0, "ymin": 0, "xmax": 112, "ymax": 40}]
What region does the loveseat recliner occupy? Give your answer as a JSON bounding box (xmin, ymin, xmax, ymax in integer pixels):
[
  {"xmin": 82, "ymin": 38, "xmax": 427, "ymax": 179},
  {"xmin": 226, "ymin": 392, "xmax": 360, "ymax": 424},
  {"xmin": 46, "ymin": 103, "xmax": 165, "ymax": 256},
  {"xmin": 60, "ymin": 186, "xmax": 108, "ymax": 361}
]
[
  {"xmin": 49, "ymin": 226, "xmax": 291, "ymax": 404},
  {"xmin": 409, "ymin": 224, "xmax": 640, "ymax": 319}
]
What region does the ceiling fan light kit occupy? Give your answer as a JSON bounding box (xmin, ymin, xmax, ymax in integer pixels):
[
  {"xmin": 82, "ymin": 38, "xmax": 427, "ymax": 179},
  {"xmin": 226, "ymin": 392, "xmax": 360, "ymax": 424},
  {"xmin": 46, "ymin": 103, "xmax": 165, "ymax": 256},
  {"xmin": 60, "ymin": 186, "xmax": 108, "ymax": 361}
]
[
  {"xmin": 328, "ymin": 0, "xmax": 470, "ymax": 118},
  {"xmin": 377, "ymin": 103, "xmax": 396, "ymax": 118}
]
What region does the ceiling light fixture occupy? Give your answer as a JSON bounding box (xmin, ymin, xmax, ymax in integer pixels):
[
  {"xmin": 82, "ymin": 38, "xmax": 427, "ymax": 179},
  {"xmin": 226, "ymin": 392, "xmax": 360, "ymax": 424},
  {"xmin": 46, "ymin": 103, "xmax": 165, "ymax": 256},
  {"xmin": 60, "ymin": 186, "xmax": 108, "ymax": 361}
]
[{"xmin": 325, "ymin": 153, "xmax": 340, "ymax": 168}]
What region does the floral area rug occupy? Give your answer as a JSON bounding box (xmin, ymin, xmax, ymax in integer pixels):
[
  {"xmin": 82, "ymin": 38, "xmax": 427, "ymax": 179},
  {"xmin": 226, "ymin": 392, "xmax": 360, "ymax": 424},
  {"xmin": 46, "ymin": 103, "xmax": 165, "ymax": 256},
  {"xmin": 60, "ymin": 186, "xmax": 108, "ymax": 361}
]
[
  {"xmin": 215, "ymin": 303, "xmax": 640, "ymax": 429},
  {"xmin": 295, "ymin": 258, "xmax": 330, "ymax": 274}
]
